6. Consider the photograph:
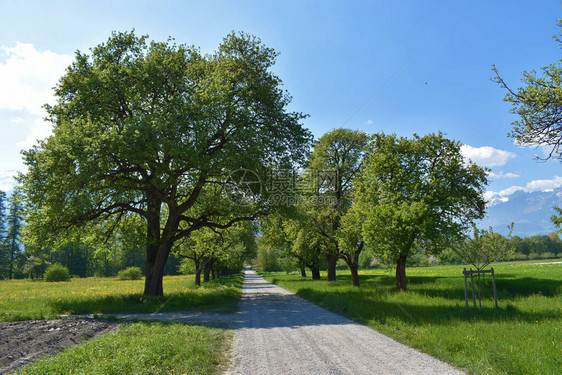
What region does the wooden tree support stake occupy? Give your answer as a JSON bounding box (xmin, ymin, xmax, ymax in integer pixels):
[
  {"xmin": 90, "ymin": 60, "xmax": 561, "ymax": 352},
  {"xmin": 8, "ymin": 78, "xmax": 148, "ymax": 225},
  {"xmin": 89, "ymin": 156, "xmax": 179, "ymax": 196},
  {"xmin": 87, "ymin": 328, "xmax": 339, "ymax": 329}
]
[
  {"xmin": 470, "ymin": 269, "xmax": 476, "ymax": 308},
  {"xmin": 463, "ymin": 268, "xmax": 499, "ymax": 309},
  {"xmin": 463, "ymin": 267, "xmax": 468, "ymax": 309},
  {"xmin": 491, "ymin": 267, "xmax": 498, "ymax": 308}
]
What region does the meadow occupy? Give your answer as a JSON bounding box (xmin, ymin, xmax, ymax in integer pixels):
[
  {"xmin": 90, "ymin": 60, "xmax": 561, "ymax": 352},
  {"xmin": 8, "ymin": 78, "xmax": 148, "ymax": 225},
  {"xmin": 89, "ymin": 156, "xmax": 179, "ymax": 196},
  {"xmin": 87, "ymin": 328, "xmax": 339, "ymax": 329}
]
[
  {"xmin": 0, "ymin": 274, "xmax": 243, "ymax": 322},
  {"xmin": 1, "ymin": 274, "xmax": 243, "ymax": 374},
  {"xmin": 17, "ymin": 322, "xmax": 229, "ymax": 375},
  {"xmin": 263, "ymin": 260, "xmax": 561, "ymax": 375}
]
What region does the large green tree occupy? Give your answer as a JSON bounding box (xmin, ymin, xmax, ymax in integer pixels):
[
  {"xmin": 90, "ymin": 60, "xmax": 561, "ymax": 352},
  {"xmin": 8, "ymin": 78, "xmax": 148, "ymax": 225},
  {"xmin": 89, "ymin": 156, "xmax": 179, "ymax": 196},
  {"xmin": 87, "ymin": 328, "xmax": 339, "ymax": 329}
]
[
  {"xmin": 20, "ymin": 31, "xmax": 311, "ymax": 295},
  {"xmin": 303, "ymin": 128, "xmax": 368, "ymax": 283},
  {"xmin": 353, "ymin": 132, "xmax": 487, "ymax": 291}
]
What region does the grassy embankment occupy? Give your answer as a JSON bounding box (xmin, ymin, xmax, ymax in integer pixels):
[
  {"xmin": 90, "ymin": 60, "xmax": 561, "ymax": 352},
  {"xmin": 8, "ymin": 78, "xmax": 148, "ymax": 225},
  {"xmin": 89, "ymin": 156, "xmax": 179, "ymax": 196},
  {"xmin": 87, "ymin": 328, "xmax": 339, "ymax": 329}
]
[
  {"xmin": 1, "ymin": 274, "xmax": 243, "ymax": 375},
  {"xmin": 263, "ymin": 260, "xmax": 561, "ymax": 375}
]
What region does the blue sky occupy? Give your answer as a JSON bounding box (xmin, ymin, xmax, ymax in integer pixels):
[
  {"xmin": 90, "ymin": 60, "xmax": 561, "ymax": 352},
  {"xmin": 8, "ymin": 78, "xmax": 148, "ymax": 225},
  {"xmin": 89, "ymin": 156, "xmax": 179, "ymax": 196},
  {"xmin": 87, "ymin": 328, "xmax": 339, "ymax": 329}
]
[{"xmin": 0, "ymin": 0, "xmax": 561, "ymax": 203}]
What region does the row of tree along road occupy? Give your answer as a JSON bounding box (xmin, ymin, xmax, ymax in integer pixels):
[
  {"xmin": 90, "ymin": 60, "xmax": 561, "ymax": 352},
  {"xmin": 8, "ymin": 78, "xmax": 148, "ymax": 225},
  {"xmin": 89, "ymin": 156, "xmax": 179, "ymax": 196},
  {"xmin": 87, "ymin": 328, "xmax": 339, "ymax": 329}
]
[{"xmin": 6, "ymin": 23, "xmax": 562, "ymax": 294}]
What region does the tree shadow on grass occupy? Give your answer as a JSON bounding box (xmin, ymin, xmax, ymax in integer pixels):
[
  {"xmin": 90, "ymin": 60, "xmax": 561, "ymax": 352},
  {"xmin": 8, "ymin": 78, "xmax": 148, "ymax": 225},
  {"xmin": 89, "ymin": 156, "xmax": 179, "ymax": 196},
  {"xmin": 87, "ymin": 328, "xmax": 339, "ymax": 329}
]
[
  {"xmin": 50, "ymin": 277, "xmax": 243, "ymax": 316},
  {"xmin": 292, "ymin": 287, "xmax": 560, "ymax": 328},
  {"xmin": 351, "ymin": 273, "xmax": 561, "ymax": 301},
  {"xmin": 403, "ymin": 276, "xmax": 562, "ymax": 301}
]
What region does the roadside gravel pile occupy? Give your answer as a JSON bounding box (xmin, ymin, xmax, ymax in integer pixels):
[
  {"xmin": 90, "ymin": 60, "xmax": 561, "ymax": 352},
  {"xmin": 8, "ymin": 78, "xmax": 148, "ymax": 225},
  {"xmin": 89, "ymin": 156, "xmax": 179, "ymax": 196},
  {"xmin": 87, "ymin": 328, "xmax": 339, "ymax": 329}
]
[{"xmin": 0, "ymin": 319, "xmax": 120, "ymax": 374}]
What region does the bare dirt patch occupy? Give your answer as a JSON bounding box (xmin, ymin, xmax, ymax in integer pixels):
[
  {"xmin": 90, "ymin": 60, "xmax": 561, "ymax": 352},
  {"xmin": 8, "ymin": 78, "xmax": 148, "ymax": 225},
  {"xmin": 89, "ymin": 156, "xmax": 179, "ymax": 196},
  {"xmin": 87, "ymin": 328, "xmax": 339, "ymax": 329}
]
[{"xmin": 0, "ymin": 319, "xmax": 120, "ymax": 374}]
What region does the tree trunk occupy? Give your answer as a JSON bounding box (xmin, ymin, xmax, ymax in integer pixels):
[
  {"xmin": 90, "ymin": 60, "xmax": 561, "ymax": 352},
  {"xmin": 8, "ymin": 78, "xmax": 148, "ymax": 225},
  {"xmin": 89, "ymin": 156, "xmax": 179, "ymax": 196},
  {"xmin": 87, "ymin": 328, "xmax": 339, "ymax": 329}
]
[
  {"xmin": 326, "ymin": 252, "xmax": 338, "ymax": 281},
  {"xmin": 211, "ymin": 268, "xmax": 216, "ymax": 280},
  {"xmin": 203, "ymin": 258, "xmax": 214, "ymax": 282},
  {"xmin": 144, "ymin": 244, "xmax": 170, "ymax": 296},
  {"xmin": 395, "ymin": 254, "xmax": 407, "ymax": 291},
  {"xmin": 342, "ymin": 242, "xmax": 363, "ymax": 287},
  {"xmin": 9, "ymin": 240, "xmax": 15, "ymax": 280},
  {"xmin": 349, "ymin": 263, "xmax": 360, "ymax": 287},
  {"xmin": 144, "ymin": 195, "xmax": 163, "ymax": 296},
  {"xmin": 194, "ymin": 258, "xmax": 202, "ymax": 286},
  {"xmin": 195, "ymin": 269, "xmax": 202, "ymax": 286},
  {"xmin": 311, "ymin": 266, "xmax": 321, "ymax": 280},
  {"xmin": 300, "ymin": 267, "xmax": 306, "ymax": 277}
]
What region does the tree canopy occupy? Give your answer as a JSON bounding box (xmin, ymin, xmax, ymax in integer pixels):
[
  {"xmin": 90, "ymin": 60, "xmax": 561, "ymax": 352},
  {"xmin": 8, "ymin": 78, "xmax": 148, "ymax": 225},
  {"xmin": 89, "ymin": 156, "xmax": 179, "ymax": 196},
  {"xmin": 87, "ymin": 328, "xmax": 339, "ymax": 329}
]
[
  {"xmin": 20, "ymin": 31, "xmax": 312, "ymax": 295},
  {"xmin": 492, "ymin": 20, "xmax": 562, "ymax": 160},
  {"xmin": 353, "ymin": 132, "xmax": 488, "ymax": 290},
  {"xmin": 303, "ymin": 128, "xmax": 368, "ymax": 285},
  {"xmin": 455, "ymin": 224, "xmax": 514, "ymax": 270}
]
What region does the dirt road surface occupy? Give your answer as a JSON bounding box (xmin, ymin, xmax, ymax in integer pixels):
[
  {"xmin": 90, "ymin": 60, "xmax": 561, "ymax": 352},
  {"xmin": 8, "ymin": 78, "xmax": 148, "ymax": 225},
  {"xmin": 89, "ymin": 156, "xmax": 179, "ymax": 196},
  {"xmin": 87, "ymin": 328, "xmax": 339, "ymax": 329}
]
[
  {"xmin": 226, "ymin": 270, "xmax": 464, "ymax": 375},
  {"xmin": 0, "ymin": 319, "xmax": 119, "ymax": 374}
]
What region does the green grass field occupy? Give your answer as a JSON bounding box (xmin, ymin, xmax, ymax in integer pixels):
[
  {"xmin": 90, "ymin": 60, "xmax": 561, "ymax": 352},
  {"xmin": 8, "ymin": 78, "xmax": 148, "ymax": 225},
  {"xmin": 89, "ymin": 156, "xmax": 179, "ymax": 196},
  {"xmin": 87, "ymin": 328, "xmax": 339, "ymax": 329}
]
[
  {"xmin": 2, "ymin": 274, "xmax": 243, "ymax": 374},
  {"xmin": 0, "ymin": 274, "xmax": 243, "ymax": 322},
  {"xmin": 263, "ymin": 261, "xmax": 561, "ymax": 375},
  {"xmin": 17, "ymin": 321, "xmax": 229, "ymax": 375}
]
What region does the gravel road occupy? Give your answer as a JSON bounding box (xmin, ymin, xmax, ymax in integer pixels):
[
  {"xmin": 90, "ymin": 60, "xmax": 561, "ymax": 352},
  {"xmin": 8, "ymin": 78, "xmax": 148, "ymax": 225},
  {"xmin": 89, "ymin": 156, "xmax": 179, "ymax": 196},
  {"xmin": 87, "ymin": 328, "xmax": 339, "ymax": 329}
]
[{"xmin": 226, "ymin": 270, "xmax": 465, "ymax": 375}]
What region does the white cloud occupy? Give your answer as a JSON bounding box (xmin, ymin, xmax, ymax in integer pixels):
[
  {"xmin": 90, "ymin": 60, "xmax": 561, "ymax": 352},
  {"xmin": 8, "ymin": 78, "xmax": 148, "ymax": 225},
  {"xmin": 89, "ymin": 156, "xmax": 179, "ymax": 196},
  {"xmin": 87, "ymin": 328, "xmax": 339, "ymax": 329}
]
[
  {"xmin": 485, "ymin": 176, "xmax": 562, "ymax": 204},
  {"xmin": 0, "ymin": 42, "xmax": 72, "ymax": 116},
  {"xmin": 461, "ymin": 145, "xmax": 516, "ymax": 167},
  {"xmin": 483, "ymin": 191, "xmax": 497, "ymax": 201},
  {"xmin": 525, "ymin": 176, "xmax": 562, "ymax": 192},
  {"xmin": 16, "ymin": 117, "xmax": 53, "ymax": 149},
  {"xmin": 487, "ymin": 171, "xmax": 520, "ymax": 179},
  {"xmin": 0, "ymin": 42, "xmax": 72, "ymax": 149},
  {"xmin": 513, "ymin": 139, "xmax": 554, "ymax": 159},
  {"xmin": 366, "ymin": 119, "xmax": 373, "ymax": 125},
  {"xmin": 0, "ymin": 170, "xmax": 18, "ymax": 192}
]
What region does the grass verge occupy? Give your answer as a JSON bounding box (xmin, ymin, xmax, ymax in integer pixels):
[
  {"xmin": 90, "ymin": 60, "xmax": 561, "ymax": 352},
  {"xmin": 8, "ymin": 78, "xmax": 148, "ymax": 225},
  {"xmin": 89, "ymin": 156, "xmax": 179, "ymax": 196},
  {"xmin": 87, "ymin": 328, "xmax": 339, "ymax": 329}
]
[
  {"xmin": 0, "ymin": 274, "xmax": 243, "ymax": 322},
  {"xmin": 263, "ymin": 261, "xmax": 561, "ymax": 375},
  {"xmin": 17, "ymin": 321, "xmax": 229, "ymax": 375}
]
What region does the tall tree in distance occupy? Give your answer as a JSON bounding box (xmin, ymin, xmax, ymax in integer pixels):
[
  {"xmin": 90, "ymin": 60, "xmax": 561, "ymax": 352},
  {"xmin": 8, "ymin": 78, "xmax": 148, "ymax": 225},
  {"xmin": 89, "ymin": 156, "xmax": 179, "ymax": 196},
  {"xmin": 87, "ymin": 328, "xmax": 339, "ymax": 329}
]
[
  {"xmin": 20, "ymin": 31, "xmax": 312, "ymax": 296},
  {"xmin": 176, "ymin": 223, "xmax": 252, "ymax": 285},
  {"xmin": 5, "ymin": 190, "xmax": 24, "ymax": 279},
  {"xmin": 353, "ymin": 132, "xmax": 487, "ymax": 291},
  {"xmin": 303, "ymin": 128, "xmax": 368, "ymax": 282},
  {"xmin": 260, "ymin": 208, "xmax": 324, "ymax": 279},
  {"xmin": 0, "ymin": 190, "xmax": 7, "ymax": 278}
]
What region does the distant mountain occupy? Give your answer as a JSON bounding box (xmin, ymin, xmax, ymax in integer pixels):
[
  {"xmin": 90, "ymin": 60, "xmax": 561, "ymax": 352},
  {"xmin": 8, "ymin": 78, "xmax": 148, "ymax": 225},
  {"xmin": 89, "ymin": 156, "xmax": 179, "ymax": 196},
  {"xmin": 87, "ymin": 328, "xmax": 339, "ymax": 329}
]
[{"xmin": 479, "ymin": 188, "xmax": 562, "ymax": 237}]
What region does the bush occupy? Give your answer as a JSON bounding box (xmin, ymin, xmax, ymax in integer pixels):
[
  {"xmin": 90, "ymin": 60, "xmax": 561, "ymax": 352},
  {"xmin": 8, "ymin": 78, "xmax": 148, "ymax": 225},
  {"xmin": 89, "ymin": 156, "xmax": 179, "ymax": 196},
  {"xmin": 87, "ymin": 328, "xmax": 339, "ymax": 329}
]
[
  {"xmin": 407, "ymin": 252, "xmax": 429, "ymax": 267},
  {"xmin": 438, "ymin": 248, "xmax": 463, "ymax": 264},
  {"xmin": 509, "ymin": 252, "xmax": 527, "ymax": 260},
  {"xmin": 118, "ymin": 267, "xmax": 143, "ymax": 280},
  {"xmin": 44, "ymin": 263, "xmax": 71, "ymax": 282}
]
